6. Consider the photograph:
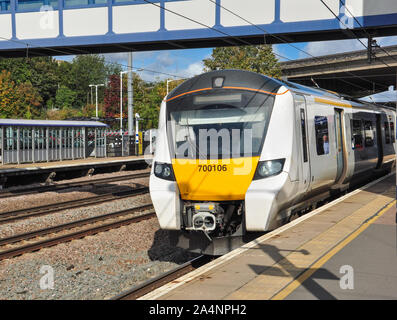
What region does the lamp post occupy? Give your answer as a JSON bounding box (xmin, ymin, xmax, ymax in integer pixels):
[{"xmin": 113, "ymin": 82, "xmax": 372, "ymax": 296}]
[
  {"xmin": 166, "ymin": 79, "xmax": 180, "ymax": 95},
  {"xmin": 120, "ymin": 70, "xmax": 132, "ymax": 136},
  {"xmin": 89, "ymin": 84, "xmax": 104, "ymax": 119},
  {"xmin": 120, "ymin": 69, "xmax": 143, "ymax": 155},
  {"xmin": 90, "ymin": 86, "xmax": 93, "ymax": 105}
]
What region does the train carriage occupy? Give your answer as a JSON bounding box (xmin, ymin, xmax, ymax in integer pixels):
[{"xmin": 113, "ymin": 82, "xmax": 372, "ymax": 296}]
[{"xmin": 150, "ymin": 70, "xmax": 396, "ymax": 255}]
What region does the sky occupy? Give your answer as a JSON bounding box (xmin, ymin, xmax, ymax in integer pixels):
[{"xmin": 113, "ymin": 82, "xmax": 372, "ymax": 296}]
[{"xmin": 57, "ymin": 35, "xmax": 397, "ymax": 83}]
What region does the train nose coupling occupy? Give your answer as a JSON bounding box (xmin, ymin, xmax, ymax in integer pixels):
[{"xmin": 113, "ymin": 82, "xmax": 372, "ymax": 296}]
[
  {"xmin": 192, "ymin": 212, "xmax": 216, "ymax": 231},
  {"xmin": 186, "ymin": 203, "xmax": 218, "ymax": 233}
]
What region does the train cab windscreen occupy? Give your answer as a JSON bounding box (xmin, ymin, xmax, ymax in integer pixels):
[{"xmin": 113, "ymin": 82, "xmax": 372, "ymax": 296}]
[{"xmin": 167, "ymin": 90, "xmax": 275, "ymax": 159}]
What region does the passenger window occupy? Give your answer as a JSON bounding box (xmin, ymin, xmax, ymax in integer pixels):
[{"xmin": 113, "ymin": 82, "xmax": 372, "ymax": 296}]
[
  {"xmin": 385, "ymin": 122, "xmax": 391, "ymax": 144},
  {"xmin": 390, "ymin": 122, "xmax": 395, "ymax": 143},
  {"xmin": 314, "ymin": 116, "xmax": 329, "ymax": 156},
  {"xmin": 364, "ymin": 121, "xmax": 374, "ymax": 147},
  {"xmin": 300, "ymin": 109, "xmax": 308, "ymax": 162},
  {"xmin": 351, "ymin": 120, "xmax": 364, "ymax": 150}
]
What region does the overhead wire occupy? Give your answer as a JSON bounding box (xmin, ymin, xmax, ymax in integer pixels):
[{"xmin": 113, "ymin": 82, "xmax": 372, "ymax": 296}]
[
  {"xmin": 320, "ymin": 0, "xmax": 393, "ymax": 68},
  {"xmin": 338, "ymin": 0, "xmax": 397, "ymax": 65},
  {"xmin": 207, "ymin": 0, "xmax": 390, "ymax": 92}
]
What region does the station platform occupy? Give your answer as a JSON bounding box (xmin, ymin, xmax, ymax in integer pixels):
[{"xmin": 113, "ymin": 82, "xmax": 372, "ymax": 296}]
[
  {"xmin": 142, "ymin": 173, "xmax": 396, "ymax": 300},
  {"xmin": 0, "ymin": 156, "xmax": 152, "ymax": 187}
]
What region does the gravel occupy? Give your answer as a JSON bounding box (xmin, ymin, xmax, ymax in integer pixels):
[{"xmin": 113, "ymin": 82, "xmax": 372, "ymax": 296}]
[
  {"xmin": 0, "ymin": 169, "xmax": 150, "ymax": 214},
  {"xmin": 0, "ymin": 171, "xmax": 198, "ymax": 300}
]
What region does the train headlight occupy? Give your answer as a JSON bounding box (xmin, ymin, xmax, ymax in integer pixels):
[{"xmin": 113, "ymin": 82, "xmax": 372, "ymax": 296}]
[
  {"xmin": 153, "ymin": 162, "xmax": 175, "ymax": 181},
  {"xmin": 254, "ymin": 159, "xmax": 285, "ymax": 180},
  {"xmin": 154, "ymin": 163, "xmax": 163, "ymax": 175}
]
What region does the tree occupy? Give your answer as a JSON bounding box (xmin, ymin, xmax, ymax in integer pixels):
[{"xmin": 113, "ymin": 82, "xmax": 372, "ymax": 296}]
[
  {"xmin": 16, "ymin": 82, "xmax": 42, "ymax": 119},
  {"xmin": 103, "ymin": 72, "xmax": 147, "ymax": 128},
  {"xmin": 203, "ymin": 45, "xmax": 281, "ymax": 78},
  {"xmin": 69, "ymin": 54, "xmax": 122, "ymax": 108},
  {"xmin": 56, "ymin": 60, "xmax": 73, "ymax": 89},
  {"xmin": 0, "ymin": 70, "xmax": 19, "ymax": 118},
  {"xmin": 0, "ymin": 71, "xmax": 42, "ymax": 119},
  {"xmin": 0, "ymin": 57, "xmax": 59, "ymax": 109},
  {"xmin": 103, "ymin": 74, "xmax": 123, "ymax": 120},
  {"xmin": 55, "ymin": 85, "xmax": 77, "ymax": 109}
]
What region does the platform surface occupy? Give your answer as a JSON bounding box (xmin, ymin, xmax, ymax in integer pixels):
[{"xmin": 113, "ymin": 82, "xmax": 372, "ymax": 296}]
[
  {"xmin": 0, "ymin": 155, "xmax": 152, "ymax": 173},
  {"xmin": 142, "ymin": 173, "xmax": 396, "ymax": 300}
]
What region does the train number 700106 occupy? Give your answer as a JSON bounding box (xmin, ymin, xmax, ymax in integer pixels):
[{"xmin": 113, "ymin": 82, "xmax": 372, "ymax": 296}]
[{"xmin": 198, "ymin": 164, "xmax": 228, "ymax": 172}]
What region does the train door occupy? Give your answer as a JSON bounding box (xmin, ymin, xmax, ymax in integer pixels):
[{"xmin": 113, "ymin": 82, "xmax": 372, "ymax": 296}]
[
  {"xmin": 334, "ymin": 108, "xmax": 345, "ymax": 182},
  {"xmin": 296, "ymin": 95, "xmax": 311, "ymax": 192},
  {"xmin": 375, "ymin": 114, "xmax": 383, "ymax": 168}
]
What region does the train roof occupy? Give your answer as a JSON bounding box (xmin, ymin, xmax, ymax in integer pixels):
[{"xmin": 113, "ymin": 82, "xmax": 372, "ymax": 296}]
[
  {"xmin": 168, "ymin": 69, "xmax": 282, "ymax": 101},
  {"xmin": 169, "ymin": 69, "xmax": 395, "ymax": 112},
  {"xmin": 274, "ymin": 78, "xmax": 395, "ymax": 112},
  {"xmin": 0, "ymin": 119, "xmax": 108, "ymax": 128}
]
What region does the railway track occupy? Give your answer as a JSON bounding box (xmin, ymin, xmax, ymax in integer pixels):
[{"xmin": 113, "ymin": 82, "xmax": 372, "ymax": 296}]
[
  {"xmin": 111, "ymin": 255, "xmax": 212, "ymax": 300},
  {"xmin": 0, "ymin": 186, "xmax": 149, "ymax": 224},
  {"xmin": 0, "ymin": 204, "xmax": 155, "ymax": 260},
  {"xmin": 0, "ymin": 171, "xmax": 150, "ymax": 199}
]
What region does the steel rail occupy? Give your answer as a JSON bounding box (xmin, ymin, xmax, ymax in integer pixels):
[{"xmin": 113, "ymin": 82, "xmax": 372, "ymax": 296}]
[
  {"xmin": 0, "ymin": 186, "xmax": 149, "ymax": 224},
  {"xmin": 111, "ymin": 255, "xmax": 212, "ymax": 300},
  {"xmin": 0, "ymin": 205, "xmax": 155, "ymax": 260},
  {"xmin": 0, "ymin": 171, "xmax": 150, "ymax": 199}
]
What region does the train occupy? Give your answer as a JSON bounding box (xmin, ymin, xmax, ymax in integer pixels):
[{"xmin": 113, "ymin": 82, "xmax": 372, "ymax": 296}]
[{"xmin": 149, "ymin": 70, "xmax": 396, "ymax": 255}]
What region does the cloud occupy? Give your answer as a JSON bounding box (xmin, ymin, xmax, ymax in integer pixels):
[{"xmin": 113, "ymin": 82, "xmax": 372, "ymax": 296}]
[
  {"xmin": 300, "ymin": 38, "xmax": 365, "ymax": 58},
  {"xmin": 155, "ymin": 52, "xmax": 175, "ymax": 67},
  {"xmin": 58, "ymin": 48, "xmax": 209, "ymax": 82},
  {"xmin": 183, "ymin": 61, "xmax": 204, "ymax": 78},
  {"xmin": 299, "ymin": 35, "xmax": 397, "ymax": 59},
  {"xmin": 102, "ymin": 51, "xmax": 157, "ymax": 69}
]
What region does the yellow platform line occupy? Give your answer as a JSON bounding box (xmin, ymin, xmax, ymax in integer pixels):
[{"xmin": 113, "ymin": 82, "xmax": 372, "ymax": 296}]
[{"xmin": 271, "ymin": 199, "xmax": 396, "ymax": 300}]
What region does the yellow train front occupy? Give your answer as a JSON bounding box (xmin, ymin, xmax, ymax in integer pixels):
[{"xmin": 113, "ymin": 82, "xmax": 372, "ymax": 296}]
[{"xmin": 149, "ymin": 69, "xmax": 396, "ymax": 255}]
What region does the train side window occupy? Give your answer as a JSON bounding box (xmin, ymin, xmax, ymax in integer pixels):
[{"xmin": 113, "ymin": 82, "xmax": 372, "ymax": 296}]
[
  {"xmin": 390, "ymin": 122, "xmax": 395, "ymax": 143},
  {"xmin": 314, "ymin": 116, "xmax": 329, "ymax": 156},
  {"xmin": 364, "ymin": 121, "xmax": 374, "ymax": 147},
  {"xmin": 300, "ymin": 109, "xmax": 308, "ymax": 162},
  {"xmin": 351, "ymin": 120, "xmax": 364, "ymax": 150},
  {"xmin": 385, "ymin": 122, "xmax": 391, "ymax": 144}
]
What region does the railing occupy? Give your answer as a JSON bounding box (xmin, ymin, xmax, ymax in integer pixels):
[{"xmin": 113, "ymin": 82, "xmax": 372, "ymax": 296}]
[{"xmin": 0, "ymin": 127, "xmax": 150, "ymax": 165}]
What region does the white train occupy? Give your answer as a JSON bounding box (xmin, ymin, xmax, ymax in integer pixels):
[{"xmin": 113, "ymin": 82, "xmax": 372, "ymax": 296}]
[{"xmin": 149, "ymin": 70, "xmax": 396, "ymax": 255}]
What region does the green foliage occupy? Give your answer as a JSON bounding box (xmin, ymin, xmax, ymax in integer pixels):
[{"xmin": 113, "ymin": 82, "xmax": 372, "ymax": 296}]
[
  {"xmin": 203, "ymin": 45, "xmax": 281, "ymax": 78},
  {"xmin": 0, "ymin": 47, "xmax": 281, "ymax": 128},
  {"xmin": 46, "ymin": 107, "xmax": 81, "ymax": 120},
  {"xmin": 55, "ymin": 85, "xmax": 77, "ymax": 109},
  {"xmin": 0, "ymin": 57, "xmax": 59, "ymax": 108},
  {"xmin": 0, "ymin": 70, "xmax": 42, "ymax": 119},
  {"xmin": 69, "ymin": 54, "xmax": 121, "ymax": 107},
  {"xmin": 0, "ymin": 71, "xmax": 18, "ymax": 118},
  {"xmin": 16, "ymin": 82, "xmax": 43, "ymax": 119}
]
